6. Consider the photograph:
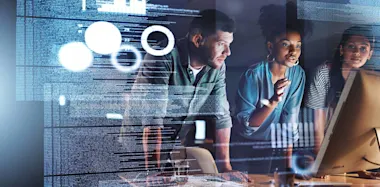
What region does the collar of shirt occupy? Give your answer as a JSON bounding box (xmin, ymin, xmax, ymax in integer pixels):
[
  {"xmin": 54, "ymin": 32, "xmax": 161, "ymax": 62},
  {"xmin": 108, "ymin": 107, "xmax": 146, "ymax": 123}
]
[
  {"xmin": 188, "ymin": 54, "xmax": 204, "ymax": 79},
  {"xmin": 177, "ymin": 38, "xmax": 212, "ymax": 84}
]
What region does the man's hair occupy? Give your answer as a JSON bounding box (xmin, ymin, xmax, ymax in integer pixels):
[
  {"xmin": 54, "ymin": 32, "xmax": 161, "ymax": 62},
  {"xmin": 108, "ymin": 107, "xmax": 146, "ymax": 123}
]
[{"xmin": 188, "ymin": 9, "xmax": 236, "ymax": 38}]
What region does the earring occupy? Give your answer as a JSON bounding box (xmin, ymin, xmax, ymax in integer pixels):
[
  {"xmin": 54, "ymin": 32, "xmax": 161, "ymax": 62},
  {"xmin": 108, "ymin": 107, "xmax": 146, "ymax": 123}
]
[
  {"xmin": 267, "ymin": 54, "xmax": 275, "ymax": 62},
  {"xmin": 294, "ymin": 60, "xmax": 299, "ymax": 66}
]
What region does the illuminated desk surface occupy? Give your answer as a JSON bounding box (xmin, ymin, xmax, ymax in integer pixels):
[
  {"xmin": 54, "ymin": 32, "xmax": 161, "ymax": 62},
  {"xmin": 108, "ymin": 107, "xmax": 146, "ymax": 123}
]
[
  {"xmin": 248, "ymin": 174, "xmax": 380, "ymax": 186},
  {"xmin": 119, "ymin": 173, "xmax": 380, "ymax": 186}
]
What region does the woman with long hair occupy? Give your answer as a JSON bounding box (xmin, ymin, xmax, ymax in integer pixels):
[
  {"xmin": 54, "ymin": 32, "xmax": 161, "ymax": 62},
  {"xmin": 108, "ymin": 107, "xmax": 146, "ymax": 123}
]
[{"xmin": 305, "ymin": 25, "xmax": 378, "ymax": 178}]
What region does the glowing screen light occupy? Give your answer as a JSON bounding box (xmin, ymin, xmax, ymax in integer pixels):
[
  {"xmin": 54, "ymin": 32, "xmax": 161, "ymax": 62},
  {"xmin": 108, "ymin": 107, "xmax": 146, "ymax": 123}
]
[
  {"xmin": 106, "ymin": 113, "xmax": 123, "ymax": 120},
  {"xmin": 85, "ymin": 21, "xmax": 122, "ymax": 55},
  {"xmin": 58, "ymin": 42, "xmax": 93, "ymax": 72},
  {"xmin": 141, "ymin": 25, "xmax": 175, "ymax": 56},
  {"xmin": 59, "ymin": 95, "xmax": 66, "ymax": 106},
  {"xmin": 195, "ymin": 120, "xmax": 206, "ymax": 140}
]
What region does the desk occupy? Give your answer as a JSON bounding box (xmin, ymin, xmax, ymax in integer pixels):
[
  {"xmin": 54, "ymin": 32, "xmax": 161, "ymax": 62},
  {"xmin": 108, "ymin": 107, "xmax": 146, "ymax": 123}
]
[
  {"xmin": 248, "ymin": 174, "xmax": 380, "ymax": 186},
  {"xmin": 119, "ymin": 173, "xmax": 380, "ymax": 186}
]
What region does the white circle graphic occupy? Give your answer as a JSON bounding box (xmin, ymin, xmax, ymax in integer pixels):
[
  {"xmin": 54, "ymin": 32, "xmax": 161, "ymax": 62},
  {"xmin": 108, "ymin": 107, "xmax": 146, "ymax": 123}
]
[
  {"xmin": 111, "ymin": 45, "xmax": 142, "ymax": 73},
  {"xmin": 141, "ymin": 25, "xmax": 175, "ymax": 56},
  {"xmin": 85, "ymin": 21, "xmax": 122, "ymax": 55},
  {"xmin": 58, "ymin": 42, "xmax": 93, "ymax": 72}
]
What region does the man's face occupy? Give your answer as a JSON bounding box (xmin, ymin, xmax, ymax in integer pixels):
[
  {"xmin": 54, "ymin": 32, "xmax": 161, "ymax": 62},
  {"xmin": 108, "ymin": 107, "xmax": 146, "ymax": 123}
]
[{"xmin": 199, "ymin": 30, "xmax": 234, "ymax": 69}]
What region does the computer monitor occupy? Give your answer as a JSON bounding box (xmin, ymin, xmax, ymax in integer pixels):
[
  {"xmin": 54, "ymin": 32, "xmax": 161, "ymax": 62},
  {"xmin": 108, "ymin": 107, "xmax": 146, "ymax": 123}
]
[{"xmin": 312, "ymin": 70, "xmax": 380, "ymax": 177}]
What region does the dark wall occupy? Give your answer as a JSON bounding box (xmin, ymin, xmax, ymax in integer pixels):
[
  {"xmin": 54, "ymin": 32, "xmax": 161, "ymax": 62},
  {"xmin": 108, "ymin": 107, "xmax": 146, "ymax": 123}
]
[
  {"xmin": 0, "ymin": 0, "xmax": 44, "ymax": 186},
  {"xmin": 3, "ymin": 0, "xmax": 380, "ymax": 185}
]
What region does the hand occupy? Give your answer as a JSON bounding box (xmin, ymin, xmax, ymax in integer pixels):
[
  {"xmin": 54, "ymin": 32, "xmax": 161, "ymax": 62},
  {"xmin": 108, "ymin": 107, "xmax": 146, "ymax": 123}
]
[
  {"xmin": 220, "ymin": 170, "xmax": 252, "ymax": 183},
  {"xmin": 295, "ymin": 173, "xmax": 312, "ymax": 180},
  {"xmin": 297, "ymin": 174, "xmax": 329, "ymax": 179},
  {"xmin": 371, "ymin": 171, "xmax": 380, "ymax": 178},
  {"xmin": 271, "ymin": 78, "xmax": 291, "ymax": 103},
  {"xmin": 146, "ymin": 172, "xmax": 174, "ymax": 187},
  {"xmin": 357, "ymin": 170, "xmax": 380, "ymax": 179},
  {"xmin": 319, "ymin": 175, "xmax": 330, "ymax": 179}
]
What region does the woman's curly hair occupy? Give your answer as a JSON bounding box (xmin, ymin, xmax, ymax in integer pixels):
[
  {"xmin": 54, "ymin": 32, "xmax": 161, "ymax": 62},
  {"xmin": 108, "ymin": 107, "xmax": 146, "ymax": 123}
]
[{"xmin": 258, "ymin": 2, "xmax": 313, "ymax": 42}]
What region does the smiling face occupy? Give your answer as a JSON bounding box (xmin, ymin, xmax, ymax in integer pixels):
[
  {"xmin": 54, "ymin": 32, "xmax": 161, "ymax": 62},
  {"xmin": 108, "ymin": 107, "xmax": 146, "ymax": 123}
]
[
  {"xmin": 198, "ymin": 30, "xmax": 234, "ymax": 69},
  {"xmin": 268, "ymin": 31, "xmax": 302, "ymax": 68},
  {"xmin": 340, "ymin": 35, "xmax": 373, "ymax": 69}
]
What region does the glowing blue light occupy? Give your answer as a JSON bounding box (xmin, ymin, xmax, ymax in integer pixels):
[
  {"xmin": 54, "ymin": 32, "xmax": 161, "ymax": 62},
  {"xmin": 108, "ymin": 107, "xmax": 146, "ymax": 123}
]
[
  {"xmin": 59, "ymin": 95, "xmax": 66, "ymax": 106},
  {"xmin": 291, "ymin": 153, "xmax": 314, "ymax": 176},
  {"xmin": 106, "ymin": 113, "xmax": 123, "ymax": 120},
  {"xmin": 58, "ymin": 42, "xmax": 93, "ymax": 72},
  {"xmin": 85, "ymin": 21, "xmax": 122, "ymax": 55},
  {"xmin": 111, "ymin": 44, "xmax": 142, "ymax": 73}
]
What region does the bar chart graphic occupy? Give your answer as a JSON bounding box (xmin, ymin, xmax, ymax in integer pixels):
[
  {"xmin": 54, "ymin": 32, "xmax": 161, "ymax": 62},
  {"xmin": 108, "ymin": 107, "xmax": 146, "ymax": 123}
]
[
  {"xmin": 82, "ymin": 0, "xmax": 147, "ymax": 15},
  {"xmin": 98, "ymin": 0, "xmax": 146, "ymax": 15}
]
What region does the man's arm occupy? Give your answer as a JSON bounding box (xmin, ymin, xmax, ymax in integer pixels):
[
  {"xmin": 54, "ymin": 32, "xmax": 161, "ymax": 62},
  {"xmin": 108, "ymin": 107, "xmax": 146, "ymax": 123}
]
[
  {"xmin": 208, "ymin": 64, "xmax": 234, "ymax": 172},
  {"xmin": 211, "ymin": 65, "xmax": 250, "ymax": 182},
  {"xmin": 123, "ymin": 52, "xmax": 171, "ymax": 171},
  {"xmin": 143, "ymin": 127, "xmax": 162, "ymax": 169},
  {"xmin": 215, "ymin": 127, "xmax": 232, "ymax": 171}
]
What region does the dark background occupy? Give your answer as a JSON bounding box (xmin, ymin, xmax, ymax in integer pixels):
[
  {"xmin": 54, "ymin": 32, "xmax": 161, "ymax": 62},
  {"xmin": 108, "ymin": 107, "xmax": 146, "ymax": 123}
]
[
  {"xmin": 1, "ymin": 0, "xmax": 44, "ymax": 186},
  {"xmin": 1, "ymin": 0, "xmax": 378, "ymax": 186}
]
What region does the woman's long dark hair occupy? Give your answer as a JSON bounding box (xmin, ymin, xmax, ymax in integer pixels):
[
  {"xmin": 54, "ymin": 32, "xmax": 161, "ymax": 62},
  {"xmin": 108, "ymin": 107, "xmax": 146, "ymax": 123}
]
[{"xmin": 327, "ymin": 26, "xmax": 375, "ymax": 106}]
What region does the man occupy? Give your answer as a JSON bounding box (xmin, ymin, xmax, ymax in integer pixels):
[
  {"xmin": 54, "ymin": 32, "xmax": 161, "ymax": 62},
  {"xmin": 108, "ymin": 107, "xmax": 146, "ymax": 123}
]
[{"xmin": 121, "ymin": 9, "xmax": 248, "ymax": 184}]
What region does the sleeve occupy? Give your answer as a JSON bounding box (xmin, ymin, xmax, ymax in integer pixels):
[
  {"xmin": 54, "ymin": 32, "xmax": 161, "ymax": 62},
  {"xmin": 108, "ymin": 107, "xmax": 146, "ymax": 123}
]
[
  {"xmin": 122, "ymin": 52, "xmax": 171, "ymax": 128},
  {"xmin": 304, "ymin": 65, "xmax": 329, "ymax": 109},
  {"xmin": 210, "ymin": 64, "xmax": 233, "ymax": 129},
  {"xmin": 234, "ymin": 69, "xmax": 260, "ymax": 131}
]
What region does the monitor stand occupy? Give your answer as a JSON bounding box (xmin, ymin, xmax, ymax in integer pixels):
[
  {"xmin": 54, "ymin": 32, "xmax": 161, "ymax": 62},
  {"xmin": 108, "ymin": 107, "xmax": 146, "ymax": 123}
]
[{"xmin": 375, "ymin": 128, "xmax": 380, "ymax": 151}]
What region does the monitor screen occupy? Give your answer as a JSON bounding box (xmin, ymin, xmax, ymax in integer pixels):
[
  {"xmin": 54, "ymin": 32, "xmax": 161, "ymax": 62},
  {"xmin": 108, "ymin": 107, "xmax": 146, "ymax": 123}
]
[{"xmin": 312, "ymin": 70, "xmax": 380, "ymax": 176}]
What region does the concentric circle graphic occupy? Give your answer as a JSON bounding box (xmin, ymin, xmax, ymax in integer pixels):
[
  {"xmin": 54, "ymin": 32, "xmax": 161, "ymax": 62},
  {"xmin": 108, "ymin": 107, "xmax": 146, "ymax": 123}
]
[
  {"xmin": 111, "ymin": 44, "xmax": 142, "ymax": 73},
  {"xmin": 141, "ymin": 25, "xmax": 175, "ymax": 56}
]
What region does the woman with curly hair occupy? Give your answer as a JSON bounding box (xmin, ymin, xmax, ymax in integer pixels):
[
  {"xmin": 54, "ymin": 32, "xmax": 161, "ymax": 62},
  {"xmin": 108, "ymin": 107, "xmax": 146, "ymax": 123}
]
[{"xmin": 231, "ymin": 2, "xmax": 312, "ymax": 174}]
